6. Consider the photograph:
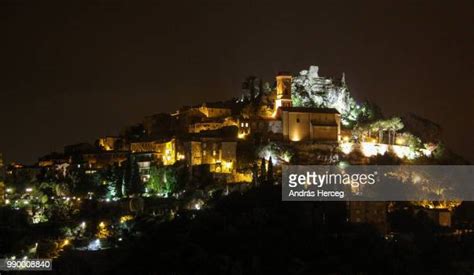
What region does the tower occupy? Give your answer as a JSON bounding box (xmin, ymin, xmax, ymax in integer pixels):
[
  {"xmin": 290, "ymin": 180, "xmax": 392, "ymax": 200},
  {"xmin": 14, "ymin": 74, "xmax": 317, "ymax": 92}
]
[{"xmin": 275, "ymin": 72, "xmax": 292, "ymax": 109}]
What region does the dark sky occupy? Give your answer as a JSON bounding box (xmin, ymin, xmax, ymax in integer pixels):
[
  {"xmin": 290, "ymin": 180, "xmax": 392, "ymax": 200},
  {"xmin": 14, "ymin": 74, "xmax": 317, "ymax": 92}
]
[{"xmin": 1, "ymin": 0, "xmax": 473, "ymax": 164}]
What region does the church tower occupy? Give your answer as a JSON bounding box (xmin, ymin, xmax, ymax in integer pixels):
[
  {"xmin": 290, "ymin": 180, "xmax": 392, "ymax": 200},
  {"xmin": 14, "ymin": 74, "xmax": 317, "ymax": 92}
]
[{"xmin": 275, "ymin": 72, "xmax": 292, "ymax": 109}]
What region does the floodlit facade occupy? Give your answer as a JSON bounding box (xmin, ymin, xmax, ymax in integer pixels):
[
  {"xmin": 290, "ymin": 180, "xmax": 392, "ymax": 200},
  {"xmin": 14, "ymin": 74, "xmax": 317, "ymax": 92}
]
[
  {"xmin": 82, "ymin": 152, "xmax": 128, "ymax": 169},
  {"xmin": 97, "ymin": 136, "xmax": 121, "ymax": 151},
  {"xmin": 270, "ymin": 71, "xmax": 342, "ymax": 143},
  {"xmin": 184, "ymin": 138, "xmax": 237, "ymax": 174},
  {"xmin": 275, "ymin": 73, "xmax": 293, "ymax": 109},
  {"xmin": 130, "ymin": 139, "xmax": 178, "ymax": 166},
  {"xmin": 180, "ymin": 103, "xmax": 232, "ymax": 119},
  {"xmin": 281, "ymin": 107, "xmax": 341, "ymax": 142},
  {"xmin": 188, "ymin": 117, "xmax": 237, "ymax": 133}
]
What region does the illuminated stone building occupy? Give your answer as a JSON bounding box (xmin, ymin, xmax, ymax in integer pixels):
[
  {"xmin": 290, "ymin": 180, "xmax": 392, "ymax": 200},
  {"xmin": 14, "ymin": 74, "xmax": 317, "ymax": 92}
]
[
  {"xmin": 281, "ymin": 107, "xmax": 341, "ymax": 142},
  {"xmin": 250, "ymin": 118, "xmax": 282, "ymax": 136},
  {"xmin": 188, "ymin": 117, "xmax": 237, "ymax": 134},
  {"xmin": 266, "ymin": 71, "xmax": 342, "ymax": 142},
  {"xmin": 179, "ymin": 102, "xmax": 232, "ymax": 119},
  {"xmin": 237, "ymin": 118, "xmax": 250, "ymax": 139},
  {"xmin": 82, "ymin": 151, "xmax": 128, "ymax": 169},
  {"xmin": 174, "ymin": 102, "xmax": 234, "ymax": 134},
  {"xmin": 38, "ymin": 152, "xmax": 69, "ymax": 167},
  {"xmin": 97, "ymin": 136, "xmax": 122, "ymax": 151},
  {"xmin": 130, "ymin": 138, "xmax": 182, "ymax": 166},
  {"xmin": 275, "ymin": 72, "xmax": 293, "ymax": 109},
  {"xmin": 134, "ymin": 153, "xmax": 154, "ymax": 182},
  {"xmin": 229, "ymin": 71, "xmax": 344, "ymax": 143},
  {"xmin": 184, "ymin": 138, "xmax": 237, "ymax": 174},
  {"xmin": 194, "ymin": 103, "xmax": 232, "ymax": 118}
]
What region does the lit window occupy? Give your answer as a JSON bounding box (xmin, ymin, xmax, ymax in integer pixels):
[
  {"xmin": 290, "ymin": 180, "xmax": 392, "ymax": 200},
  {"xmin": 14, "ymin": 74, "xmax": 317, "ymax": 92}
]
[{"xmin": 245, "ymin": 123, "xmax": 248, "ymax": 127}]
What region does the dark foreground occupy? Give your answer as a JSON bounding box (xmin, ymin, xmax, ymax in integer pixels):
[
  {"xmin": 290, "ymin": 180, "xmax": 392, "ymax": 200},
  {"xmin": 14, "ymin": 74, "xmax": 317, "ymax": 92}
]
[{"xmin": 20, "ymin": 185, "xmax": 471, "ymax": 275}]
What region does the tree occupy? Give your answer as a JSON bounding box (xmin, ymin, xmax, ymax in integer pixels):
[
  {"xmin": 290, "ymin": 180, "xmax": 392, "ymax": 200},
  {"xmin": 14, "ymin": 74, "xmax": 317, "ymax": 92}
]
[
  {"xmin": 260, "ymin": 158, "xmax": 267, "ymax": 182},
  {"xmin": 129, "ymin": 161, "xmax": 142, "ymax": 195},
  {"xmin": 68, "ymin": 168, "xmax": 102, "ymax": 198},
  {"xmin": 267, "ymin": 157, "xmax": 274, "ymax": 182},
  {"xmin": 113, "ymin": 163, "xmax": 125, "ymax": 198},
  {"xmin": 252, "ymin": 162, "xmax": 259, "ymax": 186},
  {"xmin": 101, "ymin": 163, "xmax": 124, "ymax": 199},
  {"xmin": 146, "ymin": 165, "xmax": 177, "ymax": 196},
  {"xmin": 146, "ymin": 165, "xmax": 161, "ymax": 195},
  {"xmin": 123, "ymin": 155, "xmax": 143, "ymax": 196},
  {"xmin": 354, "ymin": 117, "xmax": 405, "ymax": 143},
  {"xmin": 358, "ymin": 100, "xmax": 384, "ymax": 123}
]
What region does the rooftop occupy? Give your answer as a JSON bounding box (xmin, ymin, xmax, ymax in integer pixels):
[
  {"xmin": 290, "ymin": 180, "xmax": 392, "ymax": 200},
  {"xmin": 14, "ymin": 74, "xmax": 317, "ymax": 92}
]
[{"xmin": 280, "ymin": 107, "xmax": 340, "ymax": 114}]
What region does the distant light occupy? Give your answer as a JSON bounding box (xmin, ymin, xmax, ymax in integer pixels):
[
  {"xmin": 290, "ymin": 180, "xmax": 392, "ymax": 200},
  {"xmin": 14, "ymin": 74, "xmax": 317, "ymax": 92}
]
[
  {"xmin": 25, "ymin": 188, "xmax": 33, "ymax": 192},
  {"xmin": 88, "ymin": 239, "xmax": 101, "ymax": 251},
  {"xmin": 80, "ymin": 221, "xmax": 86, "ymax": 229},
  {"xmin": 237, "ymin": 133, "xmax": 247, "ymax": 139},
  {"xmin": 395, "ymin": 137, "xmax": 405, "ymax": 145},
  {"xmin": 361, "ymin": 142, "xmax": 378, "ymax": 157},
  {"xmin": 340, "ymin": 142, "xmax": 353, "ymax": 155},
  {"xmin": 99, "ymin": 221, "xmax": 106, "ymax": 228},
  {"xmin": 120, "ymin": 215, "xmax": 133, "ymax": 224},
  {"xmin": 338, "ymin": 161, "xmax": 349, "ymax": 169}
]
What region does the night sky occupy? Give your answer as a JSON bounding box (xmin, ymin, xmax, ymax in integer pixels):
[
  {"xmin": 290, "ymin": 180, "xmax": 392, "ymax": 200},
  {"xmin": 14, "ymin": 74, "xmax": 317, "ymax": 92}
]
[{"xmin": 1, "ymin": 0, "xmax": 473, "ymax": 164}]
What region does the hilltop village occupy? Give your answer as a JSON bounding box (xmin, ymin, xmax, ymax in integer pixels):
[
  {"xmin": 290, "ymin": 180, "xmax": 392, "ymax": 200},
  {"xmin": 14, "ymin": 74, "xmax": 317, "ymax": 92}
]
[
  {"xmin": 3, "ymin": 65, "xmax": 445, "ymax": 189},
  {"xmin": 1, "ymin": 66, "xmax": 471, "ymax": 265}
]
